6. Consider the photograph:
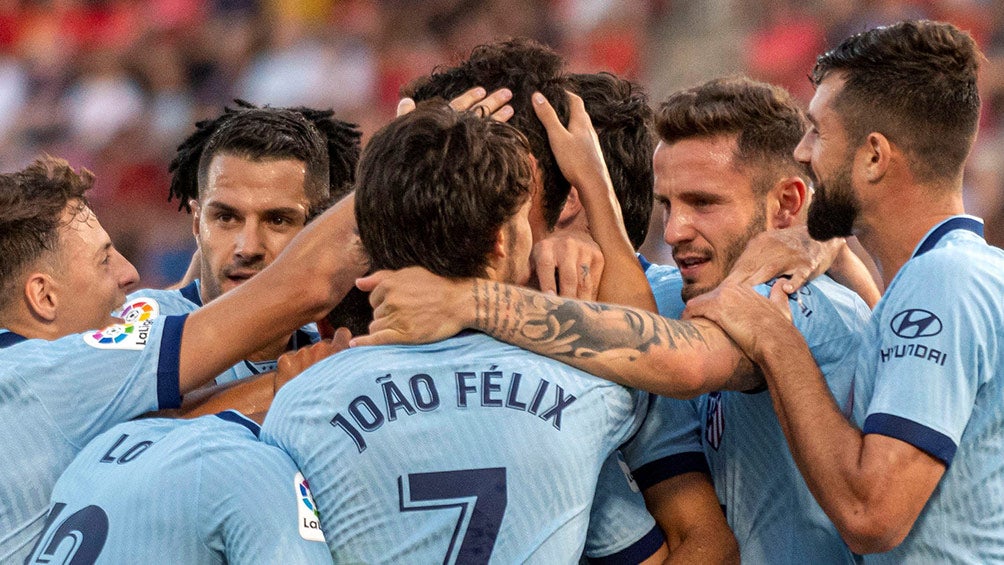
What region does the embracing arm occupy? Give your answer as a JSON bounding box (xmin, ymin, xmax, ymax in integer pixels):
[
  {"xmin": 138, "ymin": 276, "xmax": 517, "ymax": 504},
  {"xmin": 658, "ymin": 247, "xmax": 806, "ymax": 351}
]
[
  {"xmin": 178, "ymin": 193, "xmax": 366, "ymax": 394},
  {"xmin": 532, "ymin": 91, "xmax": 655, "ymax": 311},
  {"xmin": 644, "ymin": 473, "xmax": 738, "ymax": 564},
  {"xmin": 688, "ymin": 283, "xmax": 944, "ymax": 553},
  {"xmin": 357, "ymin": 268, "xmax": 758, "ymax": 398}
]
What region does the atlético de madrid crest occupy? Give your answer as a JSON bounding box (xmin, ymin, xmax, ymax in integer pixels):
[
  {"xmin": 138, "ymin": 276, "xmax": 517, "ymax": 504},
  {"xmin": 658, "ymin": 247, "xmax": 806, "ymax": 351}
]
[{"xmin": 705, "ymin": 391, "xmax": 724, "ymax": 450}]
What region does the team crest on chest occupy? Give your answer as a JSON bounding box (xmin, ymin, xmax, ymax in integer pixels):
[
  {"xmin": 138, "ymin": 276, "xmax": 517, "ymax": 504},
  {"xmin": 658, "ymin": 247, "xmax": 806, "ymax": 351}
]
[{"xmin": 705, "ymin": 391, "xmax": 725, "ymax": 450}]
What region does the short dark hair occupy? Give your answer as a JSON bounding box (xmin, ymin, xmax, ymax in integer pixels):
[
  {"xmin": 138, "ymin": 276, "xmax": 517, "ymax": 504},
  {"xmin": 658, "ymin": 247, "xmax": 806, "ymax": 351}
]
[
  {"xmin": 0, "ymin": 156, "xmax": 93, "ymax": 313},
  {"xmin": 404, "ymin": 38, "xmax": 571, "ymax": 231},
  {"xmin": 569, "ymin": 72, "xmax": 654, "ymax": 250},
  {"xmin": 326, "ymin": 286, "xmax": 373, "ymax": 337},
  {"xmin": 656, "ymin": 76, "xmax": 809, "ymax": 193},
  {"xmin": 811, "ymin": 20, "xmax": 980, "ymax": 183},
  {"xmin": 169, "ymin": 101, "xmax": 361, "ymax": 218},
  {"xmin": 356, "ymin": 101, "xmax": 534, "ymax": 278}
]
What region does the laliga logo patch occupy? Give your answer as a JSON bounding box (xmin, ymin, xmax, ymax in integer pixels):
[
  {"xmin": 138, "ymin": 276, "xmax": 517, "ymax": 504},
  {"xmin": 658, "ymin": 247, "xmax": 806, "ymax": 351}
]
[
  {"xmin": 295, "ymin": 472, "xmax": 326, "ymax": 542},
  {"xmin": 84, "ymin": 318, "xmax": 154, "ymax": 350},
  {"xmin": 890, "ymin": 309, "xmax": 942, "ymax": 339},
  {"xmin": 119, "ymin": 298, "xmax": 159, "ymax": 323},
  {"xmin": 616, "ymin": 451, "xmax": 641, "ymax": 493}
]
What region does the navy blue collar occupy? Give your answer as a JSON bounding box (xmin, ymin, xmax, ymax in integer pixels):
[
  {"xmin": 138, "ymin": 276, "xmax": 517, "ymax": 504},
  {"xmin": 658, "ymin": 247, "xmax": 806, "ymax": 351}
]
[
  {"xmin": 0, "ymin": 331, "xmax": 27, "ymax": 349},
  {"xmin": 636, "ymin": 253, "xmax": 653, "ymax": 273},
  {"xmin": 913, "ymin": 216, "xmax": 984, "ymax": 258},
  {"xmin": 179, "ymin": 280, "xmax": 203, "ymax": 307},
  {"xmin": 215, "ymin": 410, "xmax": 261, "ymax": 437}
]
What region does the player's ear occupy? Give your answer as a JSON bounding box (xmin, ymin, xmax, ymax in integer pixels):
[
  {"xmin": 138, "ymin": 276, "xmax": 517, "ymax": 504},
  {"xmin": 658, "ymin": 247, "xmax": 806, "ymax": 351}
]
[
  {"xmin": 491, "ymin": 220, "xmax": 509, "ymax": 260},
  {"xmin": 769, "ymin": 176, "xmax": 807, "ymax": 229},
  {"xmin": 191, "ymin": 199, "xmax": 202, "ymax": 238},
  {"xmin": 862, "ymin": 132, "xmax": 892, "ymax": 183},
  {"xmin": 556, "ymin": 186, "xmax": 582, "ymax": 229},
  {"xmin": 24, "ymin": 271, "xmax": 58, "ymax": 323}
]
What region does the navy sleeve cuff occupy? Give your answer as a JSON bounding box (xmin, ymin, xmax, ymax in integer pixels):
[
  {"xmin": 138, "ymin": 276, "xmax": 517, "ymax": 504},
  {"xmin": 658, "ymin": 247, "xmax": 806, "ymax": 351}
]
[
  {"xmin": 633, "ymin": 451, "xmax": 710, "ymax": 492},
  {"xmin": 156, "ymin": 314, "xmax": 188, "ymax": 410},
  {"xmin": 863, "ymin": 413, "xmax": 956, "ymax": 466},
  {"xmin": 588, "ymin": 524, "xmax": 665, "ymax": 565}
]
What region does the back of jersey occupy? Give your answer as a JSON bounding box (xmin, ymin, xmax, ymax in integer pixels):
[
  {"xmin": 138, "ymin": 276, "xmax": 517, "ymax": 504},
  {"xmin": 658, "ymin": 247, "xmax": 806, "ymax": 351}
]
[
  {"xmin": 262, "ymin": 332, "xmax": 645, "ymax": 564},
  {"xmin": 28, "ymin": 414, "xmax": 331, "ymax": 564}
]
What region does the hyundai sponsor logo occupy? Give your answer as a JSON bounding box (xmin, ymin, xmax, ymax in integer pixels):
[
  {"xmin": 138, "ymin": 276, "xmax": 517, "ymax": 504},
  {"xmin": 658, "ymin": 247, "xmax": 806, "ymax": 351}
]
[{"xmin": 890, "ymin": 309, "xmax": 943, "ymax": 339}]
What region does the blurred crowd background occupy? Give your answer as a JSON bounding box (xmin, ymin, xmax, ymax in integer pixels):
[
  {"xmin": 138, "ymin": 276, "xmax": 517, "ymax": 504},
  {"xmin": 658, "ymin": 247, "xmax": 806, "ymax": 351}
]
[{"xmin": 2, "ymin": 0, "xmax": 1002, "ymax": 286}]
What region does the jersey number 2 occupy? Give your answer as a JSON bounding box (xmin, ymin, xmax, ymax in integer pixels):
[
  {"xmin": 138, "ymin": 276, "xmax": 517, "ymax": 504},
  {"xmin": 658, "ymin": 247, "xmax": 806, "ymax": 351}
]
[
  {"xmin": 27, "ymin": 503, "xmax": 109, "ymax": 564},
  {"xmin": 398, "ymin": 467, "xmax": 507, "ymax": 565}
]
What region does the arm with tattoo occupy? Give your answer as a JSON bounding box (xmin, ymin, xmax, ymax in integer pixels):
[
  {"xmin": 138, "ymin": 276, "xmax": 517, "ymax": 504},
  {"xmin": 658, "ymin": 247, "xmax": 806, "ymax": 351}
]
[{"xmin": 356, "ymin": 267, "xmax": 758, "ymax": 397}]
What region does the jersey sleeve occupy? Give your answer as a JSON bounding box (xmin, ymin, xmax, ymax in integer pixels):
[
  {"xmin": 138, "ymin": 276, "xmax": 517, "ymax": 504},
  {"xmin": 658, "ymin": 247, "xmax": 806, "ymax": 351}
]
[
  {"xmin": 198, "ymin": 440, "xmax": 332, "ymax": 564},
  {"xmin": 21, "ymin": 313, "xmax": 187, "ymax": 449},
  {"xmin": 584, "ymin": 451, "xmax": 665, "ymax": 564},
  {"xmin": 861, "ymin": 254, "xmax": 991, "ymax": 466},
  {"xmin": 619, "ymin": 394, "xmax": 709, "ymax": 491}
]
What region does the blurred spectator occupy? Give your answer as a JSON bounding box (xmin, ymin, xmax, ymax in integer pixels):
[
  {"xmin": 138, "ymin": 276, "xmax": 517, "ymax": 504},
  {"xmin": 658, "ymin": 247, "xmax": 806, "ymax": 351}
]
[{"xmin": 1, "ymin": 0, "xmax": 1002, "ymax": 285}]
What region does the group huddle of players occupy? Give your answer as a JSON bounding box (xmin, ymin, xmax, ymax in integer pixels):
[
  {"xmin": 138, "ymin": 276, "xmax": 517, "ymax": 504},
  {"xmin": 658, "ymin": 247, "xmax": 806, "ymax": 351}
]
[{"xmin": 1, "ymin": 18, "xmax": 1002, "ymax": 565}]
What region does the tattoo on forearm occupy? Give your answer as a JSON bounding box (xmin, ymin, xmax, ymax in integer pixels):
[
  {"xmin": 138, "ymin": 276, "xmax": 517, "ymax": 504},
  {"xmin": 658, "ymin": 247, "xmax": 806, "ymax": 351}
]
[{"xmin": 471, "ymin": 281, "xmax": 709, "ymax": 362}]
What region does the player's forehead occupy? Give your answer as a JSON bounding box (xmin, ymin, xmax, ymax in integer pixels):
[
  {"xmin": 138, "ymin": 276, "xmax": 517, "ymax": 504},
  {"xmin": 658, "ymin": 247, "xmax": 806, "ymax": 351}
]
[
  {"xmin": 654, "ymin": 136, "xmax": 752, "ymax": 199},
  {"xmin": 59, "ymin": 202, "xmax": 111, "ymax": 254},
  {"xmin": 806, "ymin": 75, "xmax": 844, "ymax": 132},
  {"xmin": 200, "ymin": 154, "xmax": 311, "ymax": 213}
]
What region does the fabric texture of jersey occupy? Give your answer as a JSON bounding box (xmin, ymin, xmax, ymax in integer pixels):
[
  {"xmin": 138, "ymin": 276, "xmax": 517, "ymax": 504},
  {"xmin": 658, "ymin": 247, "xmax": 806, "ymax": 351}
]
[
  {"xmin": 262, "ymin": 331, "xmax": 647, "ymax": 564},
  {"xmin": 646, "ymin": 263, "xmax": 870, "ymax": 563},
  {"xmin": 30, "ymin": 412, "xmax": 331, "ymax": 564},
  {"xmin": 125, "ymin": 280, "xmax": 319, "ymax": 384},
  {"xmin": 0, "ymin": 314, "xmax": 186, "ymax": 562},
  {"xmin": 850, "ymin": 216, "xmax": 1004, "ymax": 563},
  {"xmin": 583, "ymin": 451, "xmax": 665, "ymax": 564}
]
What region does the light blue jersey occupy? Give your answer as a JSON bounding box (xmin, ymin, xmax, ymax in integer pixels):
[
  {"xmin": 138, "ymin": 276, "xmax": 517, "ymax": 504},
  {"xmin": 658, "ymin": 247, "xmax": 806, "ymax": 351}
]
[
  {"xmin": 126, "ymin": 280, "xmax": 318, "ymax": 384},
  {"xmin": 262, "ymin": 332, "xmax": 647, "ymax": 564},
  {"xmin": 0, "ymin": 313, "xmax": 186, "ymax": 562},
  {"xmin": 850, "ymin": 216, "xmax": 1004, "ymax": 563},
  {"xmin": 29, "ymin": 412, "xmax": 332, "ymax": 564},
  {"xmin": 641, "ymin": 260, "xmax": 871, "ymax": 563},
  {"xmin": 584, "ymin": 450, "xmax": 665, "ymax": 564},
  {"xmin": 640, "ymin": 257, "xmax": 684, "ymax": 318},
  {"xmin": 619, "ymin": 394, "xmax": 709, "ymax": 492}
]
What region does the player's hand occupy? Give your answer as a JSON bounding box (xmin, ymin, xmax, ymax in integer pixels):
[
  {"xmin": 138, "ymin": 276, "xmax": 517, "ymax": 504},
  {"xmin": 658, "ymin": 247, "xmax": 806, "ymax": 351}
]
[
  {"xmin": 683, "ymin": 281, "xmax": 793, "ymax": 359},
  {"xmin": 531, "ymin": 90, "xmax": 612, "ymax": 198},
  {"xmin": 532, "ymin": 230, "xmax": 605, "ymax": 299},
  {"xmin": 724, "ymin": 226, "xmax": 844, "ymax": 294},
  {"xmin": 274, "ymin": 327, "xmax": 352, "ymax": 391},
  {"xmin": 350, "ymin": 267, "xmax": 472, "ymax": 347},
  {"xmin": 397, "ymin": 87, "xmax": 515, "ymax": 121}
]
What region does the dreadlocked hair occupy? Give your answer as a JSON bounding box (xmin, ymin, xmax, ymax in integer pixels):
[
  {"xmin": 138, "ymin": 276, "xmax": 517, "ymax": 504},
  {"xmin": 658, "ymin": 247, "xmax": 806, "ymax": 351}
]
[{"xmin": 168, "ymin": 100, "xmax": 361, "ymax": 215}]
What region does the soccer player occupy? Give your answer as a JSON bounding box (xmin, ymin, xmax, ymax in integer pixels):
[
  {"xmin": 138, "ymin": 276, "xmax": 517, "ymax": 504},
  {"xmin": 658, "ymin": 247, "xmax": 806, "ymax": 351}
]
[
  {"xmin": 0, "ymin": 156, "xmax": 363, "ymax": 561},
  {"xmin": 356, "ymin": 77, "xmax": 872, "ymax": 562},
  {"xmin": 129, "ymin": 101, "xmax": 361, "ymax": 384},
  {"xmin": 29, "ymin": 411, "xmax": 331, "ymax": 563},
  {"xmin": 262, "ymin": 99, "xmax": 653, "ymax": 562},
  {"xmin": 405, "ymin": 38, "xmax": 625, "ymax": 303},
  {"xmin": 686, "ymin": 21, "xmax": 1004, "ymax": 562}
]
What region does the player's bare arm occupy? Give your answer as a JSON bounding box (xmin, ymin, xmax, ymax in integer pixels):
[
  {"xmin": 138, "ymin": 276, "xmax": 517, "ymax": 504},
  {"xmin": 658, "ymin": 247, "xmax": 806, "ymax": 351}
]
[
  {"xmin": 355, "ymin": 267, "xmax": 758, "ymax": 398},
  {"xmin": 644, "ymin": 472, "xmax": 739, "ymax": 564},
  {"xmin": 532, "ymin": 90, "xmax": 655, "ymax": 311},
  {"xmin": 686, "ymin": 282, "xmax": 945, "ymax": 553}
]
